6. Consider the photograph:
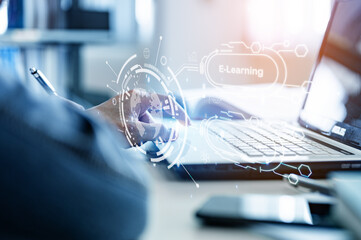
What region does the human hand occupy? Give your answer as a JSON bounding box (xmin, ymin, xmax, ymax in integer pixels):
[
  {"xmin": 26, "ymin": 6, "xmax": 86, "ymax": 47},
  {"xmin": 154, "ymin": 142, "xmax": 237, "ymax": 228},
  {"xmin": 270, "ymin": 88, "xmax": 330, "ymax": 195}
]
[{"xmin": 87, "ymin": 89, "xmax": 190, "ymax": 146}]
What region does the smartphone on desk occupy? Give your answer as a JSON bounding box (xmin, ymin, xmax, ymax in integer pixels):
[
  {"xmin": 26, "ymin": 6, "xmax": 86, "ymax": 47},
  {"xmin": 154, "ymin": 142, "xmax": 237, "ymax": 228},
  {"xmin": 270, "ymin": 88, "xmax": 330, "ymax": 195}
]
[{"xmin": 196, "ymin": 194, "xmax": 335, "ymax": 227}]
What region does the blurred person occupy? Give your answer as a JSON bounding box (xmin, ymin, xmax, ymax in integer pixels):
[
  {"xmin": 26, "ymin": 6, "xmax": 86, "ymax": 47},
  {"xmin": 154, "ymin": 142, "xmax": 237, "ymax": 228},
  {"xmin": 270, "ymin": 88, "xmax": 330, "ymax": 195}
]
[{"xmin": 0, "ymin": 51, "xmax": 188, "ymax": 240}]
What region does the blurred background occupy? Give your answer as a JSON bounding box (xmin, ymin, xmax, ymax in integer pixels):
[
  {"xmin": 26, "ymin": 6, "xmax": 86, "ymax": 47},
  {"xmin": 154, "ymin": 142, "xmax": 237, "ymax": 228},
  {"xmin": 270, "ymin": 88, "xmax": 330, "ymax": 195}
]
[{"xmin": 0, "ymin": 0, "xmax": 332, "ymax": 107}]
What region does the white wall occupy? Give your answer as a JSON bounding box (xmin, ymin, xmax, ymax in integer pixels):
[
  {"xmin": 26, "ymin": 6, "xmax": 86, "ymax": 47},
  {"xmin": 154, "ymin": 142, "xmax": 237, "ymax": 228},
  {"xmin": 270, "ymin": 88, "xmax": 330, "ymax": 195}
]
[
  {"xmin": 156, "ymin": 0, "xmax": 245, "ymax": 89},
  {"xmin": 155, "ymin": 0, "xmax": 330, "ymax": 89}
]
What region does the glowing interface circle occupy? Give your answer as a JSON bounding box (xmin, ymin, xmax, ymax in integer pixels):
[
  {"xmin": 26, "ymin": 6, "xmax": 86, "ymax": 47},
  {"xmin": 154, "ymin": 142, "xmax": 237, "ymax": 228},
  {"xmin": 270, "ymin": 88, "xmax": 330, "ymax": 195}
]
[{"xmin": 116, "ymin": 54, "xmax": 188, "ymax": 167}]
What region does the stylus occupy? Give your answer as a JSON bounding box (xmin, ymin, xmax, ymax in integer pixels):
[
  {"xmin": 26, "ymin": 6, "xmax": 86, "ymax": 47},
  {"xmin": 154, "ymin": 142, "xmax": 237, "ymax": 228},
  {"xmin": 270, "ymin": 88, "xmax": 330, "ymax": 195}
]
[
  {"xmin": 29, "ymin": 67, "xmax": 85, "ymax": 110},
  {"xmin": 29, "ymin": 67, "xmax": 58, "ymax": 96},
  {"xmin": 284, "ymin": 174, "xmax": 334, "ymax": 196}
]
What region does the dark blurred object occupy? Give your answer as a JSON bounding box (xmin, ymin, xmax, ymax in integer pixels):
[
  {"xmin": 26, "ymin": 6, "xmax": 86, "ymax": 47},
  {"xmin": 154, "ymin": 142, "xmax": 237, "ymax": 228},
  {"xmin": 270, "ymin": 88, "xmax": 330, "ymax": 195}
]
[
  {"xmin": 5, "ymin": 0, "xmax": 109, "ymax": 30},
  {"xmin": 324, "ymin": 38, "xmax": 361, "ymax": 75},
  {"xmin": 7, "ymin": 0, "xmax": 23, "ymax": 28},
  {"xmin": 196, "ymin": 194, "xmax": 335, "ymax": 227},
  {"xmin": 65, "ymin": 9, "xmax": 109, "ymax": 30},
  {"xmin": 65, "ymin": 0, "xmax": 109, "ymax": 30}
]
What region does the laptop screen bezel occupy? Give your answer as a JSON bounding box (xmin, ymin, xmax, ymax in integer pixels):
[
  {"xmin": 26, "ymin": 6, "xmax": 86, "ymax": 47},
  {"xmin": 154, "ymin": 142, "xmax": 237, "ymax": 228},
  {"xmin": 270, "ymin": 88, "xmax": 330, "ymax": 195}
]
[{"xmin": 297, "ymin": 0, "xmax": 361, "ymax": 149}]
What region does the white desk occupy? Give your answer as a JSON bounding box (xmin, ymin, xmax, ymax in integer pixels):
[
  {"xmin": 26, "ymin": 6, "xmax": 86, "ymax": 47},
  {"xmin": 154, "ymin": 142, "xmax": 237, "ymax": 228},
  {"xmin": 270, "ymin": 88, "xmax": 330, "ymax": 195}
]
[{"xmin": 141, "ymin": 163, "xmax": 300, "ymax": 240}]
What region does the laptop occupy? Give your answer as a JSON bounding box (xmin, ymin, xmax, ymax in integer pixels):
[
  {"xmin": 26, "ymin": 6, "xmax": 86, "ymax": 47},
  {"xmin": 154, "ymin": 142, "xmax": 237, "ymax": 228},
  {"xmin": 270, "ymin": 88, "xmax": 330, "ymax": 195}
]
[{"xmin": 164, "ymin": 0, "xmax": 361, "ymax": 179}]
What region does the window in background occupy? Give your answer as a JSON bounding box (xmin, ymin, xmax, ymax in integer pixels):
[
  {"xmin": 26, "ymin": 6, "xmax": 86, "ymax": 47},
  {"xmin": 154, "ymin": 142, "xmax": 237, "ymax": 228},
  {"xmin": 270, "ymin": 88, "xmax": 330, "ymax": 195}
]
[
  {"xmin": 135, "ymin": 0, "xmax": 155, "ymax": 43},
  {"xmin": 246, "ymin": 0, "xmax": 332, "ymax": 43},
  {"xmin": 244, "ymin": 0, "xmax": 332, "ymax": 86},
  {"xmin": 0, "ymin": 0, "xmax": 8, "ymax": 34}
]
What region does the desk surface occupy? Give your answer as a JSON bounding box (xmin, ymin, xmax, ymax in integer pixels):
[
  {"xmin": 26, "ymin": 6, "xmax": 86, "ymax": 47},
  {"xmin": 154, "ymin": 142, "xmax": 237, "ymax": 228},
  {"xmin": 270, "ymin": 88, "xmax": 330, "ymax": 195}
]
[{"xmin": 141, "ymin": 163, "xmax": 301, "ymax": 240}]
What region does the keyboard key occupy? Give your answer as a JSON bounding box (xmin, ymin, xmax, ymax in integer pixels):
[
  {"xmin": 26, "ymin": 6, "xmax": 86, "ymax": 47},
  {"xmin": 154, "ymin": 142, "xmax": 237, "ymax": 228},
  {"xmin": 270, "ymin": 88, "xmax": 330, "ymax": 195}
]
[
  {"xmin": 282, "ymin": 152, "xmax": 297, "ymax": 156},
  {"xmin": 233, "ymin": 142, "xmax": 250, "ymax": 148},
  {"xmin": 325, "ymin": 149, "xmax": 343, "ymax": 155},
  {"xmin": 227, "ymin": 139, "xmax": 240, "ymax": 144},
  {"xmin": 311, "ymin": 150, "xmax": 330, "ymax": 155},
  {"xmin": 262, "ymin": 153, "xmax": 278, "ymax": 157},
  {"xmin": 288, "ymin": 146, "xmax": 305, "ymax": 151},
  {"xmin": 261, "ymin": 149, "xmax": 279, "ymax": 154},
  {"xmin": 253, "ymin": 144, "xmax": 268, "ymax": 149},
  {"xmin": 294, "ymin": 149, "xmax": 313, "ymax": 155},
  {"xmin": 244, "ymin": 151, "xmax": 263, "ymax": 157}
]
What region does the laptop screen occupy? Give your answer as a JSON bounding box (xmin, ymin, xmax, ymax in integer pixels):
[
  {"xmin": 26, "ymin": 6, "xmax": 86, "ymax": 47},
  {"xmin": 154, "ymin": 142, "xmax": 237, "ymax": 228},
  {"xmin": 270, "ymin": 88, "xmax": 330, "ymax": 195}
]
[{"xmin": 299, "ymin": 0, "xmax": 361, "ymax": 149}]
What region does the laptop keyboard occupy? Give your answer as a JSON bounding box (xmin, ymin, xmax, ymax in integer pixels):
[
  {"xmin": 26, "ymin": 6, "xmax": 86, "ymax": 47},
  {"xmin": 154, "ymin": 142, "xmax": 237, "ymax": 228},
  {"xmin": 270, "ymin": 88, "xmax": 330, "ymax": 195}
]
[{"xmin": 209, "ymin": 122, "xmax": 344, "ymax": 157}]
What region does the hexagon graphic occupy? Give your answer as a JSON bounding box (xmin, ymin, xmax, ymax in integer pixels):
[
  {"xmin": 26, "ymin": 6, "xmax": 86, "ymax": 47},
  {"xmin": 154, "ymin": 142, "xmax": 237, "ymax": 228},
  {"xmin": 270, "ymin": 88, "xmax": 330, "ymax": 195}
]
[
  {"xmin": 251, "ymin": 42, "xmax": 262, "ymax": 54},
  {"xmin": 288, "ymin": 174, "xmax": 299, "ymax": 185},
  {"xmin": 298, "ymin": 164, "xmax": 312, "ymax": 177},
  {"xmin": 295, "ymin": 44, "xmax": 308, "ymax": 57}
]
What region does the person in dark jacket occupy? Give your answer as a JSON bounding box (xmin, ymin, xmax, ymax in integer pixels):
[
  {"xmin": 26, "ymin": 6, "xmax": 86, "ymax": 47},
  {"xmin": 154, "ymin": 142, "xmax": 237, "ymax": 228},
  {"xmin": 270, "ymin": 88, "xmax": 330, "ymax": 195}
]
[{"xmin": 0, "ymin": 64, "xmax": 188, "ymax": 239}]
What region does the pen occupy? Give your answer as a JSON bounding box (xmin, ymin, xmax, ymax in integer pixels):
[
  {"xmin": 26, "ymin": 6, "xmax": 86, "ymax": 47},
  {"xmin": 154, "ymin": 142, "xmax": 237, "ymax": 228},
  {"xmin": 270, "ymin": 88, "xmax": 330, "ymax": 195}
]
[
  {"xmin": 29, "ymin": 67, "xmax": 58, "ymax": 96},
  {"xmin": 29, "ymin": 67, "xmax": 85, "ymax": 110},
  {"xmin": 283, "ymin": 173, "xmax": 334, "ymax": 196}
]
